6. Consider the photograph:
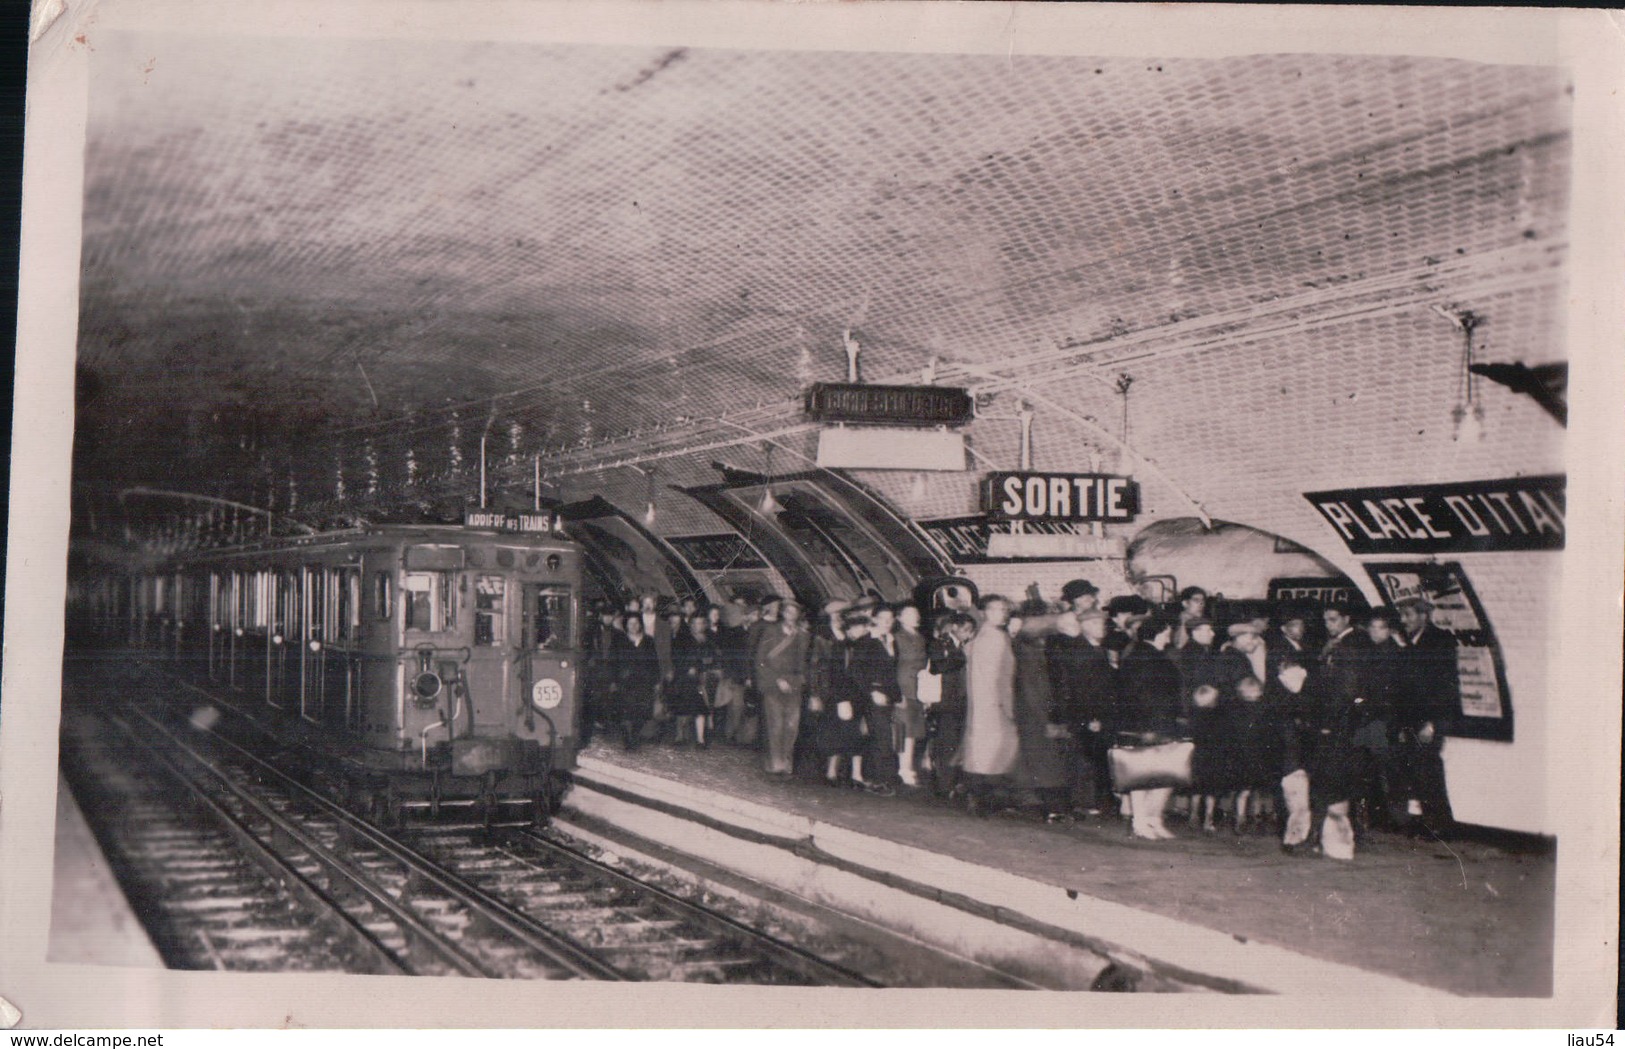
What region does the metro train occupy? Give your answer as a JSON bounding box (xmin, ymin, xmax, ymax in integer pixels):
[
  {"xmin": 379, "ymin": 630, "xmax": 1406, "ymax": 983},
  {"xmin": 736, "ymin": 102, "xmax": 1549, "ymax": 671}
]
[{"xmin": 68, "ymin": 515, "xmax": 586, "ymax": 825}]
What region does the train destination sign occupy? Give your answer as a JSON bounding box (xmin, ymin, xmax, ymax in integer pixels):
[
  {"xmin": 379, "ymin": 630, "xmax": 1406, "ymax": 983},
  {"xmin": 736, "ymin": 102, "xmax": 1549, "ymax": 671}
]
[
  {"xmin": 464, "ymin": 510, "xmax": 556, "ymax": 534},
  {"xmin": 980, "ymin": 472, "xmax": 1140, "ymax": 523},
  {"xmin": 1305, "ymin": 475, "xmax": 1564, "ymax": 555},
  {"xmin": 804, "ymin": 382, "xmax": 975, "ymax": 427}
]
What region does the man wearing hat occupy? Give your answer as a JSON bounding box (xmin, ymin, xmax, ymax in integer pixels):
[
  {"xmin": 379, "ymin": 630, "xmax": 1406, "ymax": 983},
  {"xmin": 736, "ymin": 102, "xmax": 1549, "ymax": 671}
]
[
  {"xmin": 1060, "ymin": 579, "xmax": 1101, "ymax": 615},
  {"xmin": 1391, "ymin": 597, "xmax": 1458, "ymax": 834},
  {"xmin": 1102, "ymin": 594, "xmax": 1151, "ymax": 668},
  {"xmin": 1047, "ymin": 607, "xmax": 1118, "ymax": 815},
  {"xmin": 1267, "ymin": 604, "xmax": 1314, "ymax": 662},
  {"xmin": 1217, "ymin": 620, "xmax": 1276, "ymax": 698},
  {"xmin": 1176, "ymin": 616, "xmax": 1222, "ymax": 712}
]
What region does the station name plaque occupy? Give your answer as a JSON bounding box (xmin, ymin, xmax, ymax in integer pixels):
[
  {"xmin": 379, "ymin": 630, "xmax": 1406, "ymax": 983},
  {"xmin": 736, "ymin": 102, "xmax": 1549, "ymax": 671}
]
[
  {"xmin": 804, "ymin": 382, "xmax": 974, "ymax": 427},
  {"xmin": 1305, "ymin": 475, "xmax": 1564, "ymax": 555}
]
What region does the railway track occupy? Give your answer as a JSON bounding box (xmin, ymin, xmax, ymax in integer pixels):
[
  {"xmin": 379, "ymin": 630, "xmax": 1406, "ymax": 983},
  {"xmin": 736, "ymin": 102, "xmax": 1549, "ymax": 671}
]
[{"xmin": 59, "ymin": 684, "xmax": 877, "ymax": 985}]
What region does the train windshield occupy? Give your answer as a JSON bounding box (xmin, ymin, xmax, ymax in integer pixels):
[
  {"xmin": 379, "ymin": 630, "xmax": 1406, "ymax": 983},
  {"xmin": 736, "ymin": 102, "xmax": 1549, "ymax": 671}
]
[
  {"xmin": 474, "ymin": 575, "xmax": 507, "ymax": 646},
  {"xmin": 526, "ymin": 585, "xmax": 572, "ymax": 651},
  {"xmin": 403, "ymin": 571, "xmax": 456, "ymax": 632}
]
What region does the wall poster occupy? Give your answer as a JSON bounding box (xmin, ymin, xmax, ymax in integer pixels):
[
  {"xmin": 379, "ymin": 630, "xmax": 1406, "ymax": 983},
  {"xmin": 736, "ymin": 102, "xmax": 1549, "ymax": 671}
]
[{"xmin": 1363, "ymin": 561, "xmax": 1513, "ymax": 741}]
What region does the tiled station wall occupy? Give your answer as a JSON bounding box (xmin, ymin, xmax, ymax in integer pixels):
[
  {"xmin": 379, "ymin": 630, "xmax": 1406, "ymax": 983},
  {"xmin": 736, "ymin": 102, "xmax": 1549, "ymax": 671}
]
[{"xmin": 555, "ymin": 82, "xmax": 1569, "ymax": 835}]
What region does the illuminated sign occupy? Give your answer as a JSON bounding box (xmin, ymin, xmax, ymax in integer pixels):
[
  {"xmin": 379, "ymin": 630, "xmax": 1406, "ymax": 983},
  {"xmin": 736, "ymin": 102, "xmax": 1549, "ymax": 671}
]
[
  {"xmin": 980, "ymin": 472, "xmax": 1139, "ymax": 523},
  {"xmin": 804, "ymin": 382, "xmax": 974, "ymax": 427},
  {"xmin": 816, "ymin": 427, "xmax": 966, "ymax": 471},
  {"xmin": 464, "ymin": 510, "xmax": 557, "ymax": 534},
  {"xmin": 1305, "ymin": 475, "xmax": 1564, "ymax": 555}
]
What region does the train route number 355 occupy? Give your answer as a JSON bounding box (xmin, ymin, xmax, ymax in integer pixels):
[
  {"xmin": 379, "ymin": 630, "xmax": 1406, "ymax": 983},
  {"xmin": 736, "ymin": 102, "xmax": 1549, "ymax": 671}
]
[{"xmin": 532, "ymin": 678, "xmax": 564, "ymax": 710}]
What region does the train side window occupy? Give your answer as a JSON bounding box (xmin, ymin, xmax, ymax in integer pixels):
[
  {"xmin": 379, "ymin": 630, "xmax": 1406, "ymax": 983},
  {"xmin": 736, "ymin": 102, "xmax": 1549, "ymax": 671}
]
[
  {"xmin": 474, "ymin": 575, "xmax": 506, "ymax": 646},
  {"xmin": 374, "ymin": 572, "xmax": 393, "ymax": 620},
  {"xmin": 336, "ymin": 569, "xmax": 360, "ymax": 642},
  {"xmin": 403, "ymin": 571, "xmax": 454, "ymax": 632},
  {"xmin": 527, "ymin": 585, "xmax": 572, "ymax": 650},
  {"xmin": 307, "ymin": 568, "xmax": 326, "ymax": 641}
]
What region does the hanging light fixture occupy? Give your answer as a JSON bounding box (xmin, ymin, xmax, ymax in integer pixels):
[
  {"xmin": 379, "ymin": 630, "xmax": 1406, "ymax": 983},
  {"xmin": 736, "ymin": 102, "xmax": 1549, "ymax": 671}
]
[
  {"xmin": 758, "ymin": 444, "xmax": 782, "ymax": 515},
  {"xmin": 642, "ymin": 466, "xmax": 659, "ymax": 528},
  {"xmin": 1449, "ymin": 309, "xmax": 1485, "ymax": 442}
]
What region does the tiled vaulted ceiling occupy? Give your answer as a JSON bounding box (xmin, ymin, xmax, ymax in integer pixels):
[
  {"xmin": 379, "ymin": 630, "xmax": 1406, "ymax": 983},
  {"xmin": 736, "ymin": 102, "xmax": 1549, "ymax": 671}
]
[{"xmin": 73, "ymin": 32, "xmax": 1570, "ymax": 525}]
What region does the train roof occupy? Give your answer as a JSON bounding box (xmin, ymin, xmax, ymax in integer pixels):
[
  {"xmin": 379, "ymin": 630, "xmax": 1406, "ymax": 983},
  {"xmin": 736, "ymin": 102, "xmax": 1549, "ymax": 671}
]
[{"xmin": 153, "ymin": 522, "xmax": 582, "ymax": 568}]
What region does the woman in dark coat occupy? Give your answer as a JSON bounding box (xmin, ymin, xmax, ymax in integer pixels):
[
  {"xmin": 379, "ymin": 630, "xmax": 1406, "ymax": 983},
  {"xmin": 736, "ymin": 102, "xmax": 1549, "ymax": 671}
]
[
  {"xmin": 669, "ymin": 614, "xmax": 719, "ymax": 747},
  {"xmin": 814, "ymin": 611, "xmax": 875, "ymax": 788},
  {"xmin": 1228, "ymin": 675, "xmax": 1287, "ymax": 833},
  {"xmin": 610, "ymin": 614, "xmax": 663, "ymax": 751},
  {"xmin": 1113, "ymin": 616, "xmax": 1184, "ymax": 840},
  {"xmin": 1187, "ymin": 683, "xmax": 1232, "ymax": 833},
  {"xmin": 1304, "ymin": 649, "xmax": 1366, "ymax": 859}
]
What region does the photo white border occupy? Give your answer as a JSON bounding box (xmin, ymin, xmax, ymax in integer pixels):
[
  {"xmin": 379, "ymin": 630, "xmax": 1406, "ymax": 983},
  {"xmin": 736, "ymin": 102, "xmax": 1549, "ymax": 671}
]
[{"xmin": 4, "ymin": 0, "xmax": 1619, "ymax": 1029}]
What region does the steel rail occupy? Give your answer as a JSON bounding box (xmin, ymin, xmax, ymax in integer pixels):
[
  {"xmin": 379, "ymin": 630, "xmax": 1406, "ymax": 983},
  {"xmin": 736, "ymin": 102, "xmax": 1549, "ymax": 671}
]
[
  {"xmin": 130, "ymin": 702, "xmax": 630, "ymax": 981},
  {"xmin": 506, "ymin": 829, "xmax": 882, "ymax": 988},
  {"xmin": 91, "ymin": 711, "xmax": 416, "ymax": 976},
  {"xmin": 117, "ymin": 705, "xmax": 498, "ymax": 977}
]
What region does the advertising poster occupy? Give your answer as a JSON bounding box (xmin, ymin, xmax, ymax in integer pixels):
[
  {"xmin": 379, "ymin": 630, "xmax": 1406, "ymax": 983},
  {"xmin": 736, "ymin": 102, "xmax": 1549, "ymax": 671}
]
[{"xmin": 1363, "ymin": 561, "xmax": 1513, "ymax": 740}]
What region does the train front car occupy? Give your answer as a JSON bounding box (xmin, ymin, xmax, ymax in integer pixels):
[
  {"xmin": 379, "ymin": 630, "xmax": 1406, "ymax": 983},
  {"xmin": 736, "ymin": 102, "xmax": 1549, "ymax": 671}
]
[{"xmin": 363, "ymin": 518, "xmax": 583, "ymax": 826}]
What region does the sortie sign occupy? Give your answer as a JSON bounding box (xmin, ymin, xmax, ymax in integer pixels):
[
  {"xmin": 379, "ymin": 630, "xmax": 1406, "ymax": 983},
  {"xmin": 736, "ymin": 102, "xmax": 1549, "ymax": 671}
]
[
  {"xmin": 980, "ymin": 472, "xmax": 1139, "ymax": 523},
  {"xmin": 1304, "ymin": 475, "xmax": 1564, "ymax": 555}
]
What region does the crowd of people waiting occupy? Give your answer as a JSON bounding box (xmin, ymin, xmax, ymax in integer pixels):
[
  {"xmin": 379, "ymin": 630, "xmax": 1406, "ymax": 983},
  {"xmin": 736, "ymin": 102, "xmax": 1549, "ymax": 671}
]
[{"xmin": 578, "ymin": 580, "xmax": 1460, "ymax": 860}]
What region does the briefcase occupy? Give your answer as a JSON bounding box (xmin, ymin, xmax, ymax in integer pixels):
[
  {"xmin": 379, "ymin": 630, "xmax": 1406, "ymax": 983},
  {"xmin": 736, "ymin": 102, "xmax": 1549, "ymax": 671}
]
[{"xmin": 1108, "ymin": 739, "xmax": 1195, "ymax": 791}]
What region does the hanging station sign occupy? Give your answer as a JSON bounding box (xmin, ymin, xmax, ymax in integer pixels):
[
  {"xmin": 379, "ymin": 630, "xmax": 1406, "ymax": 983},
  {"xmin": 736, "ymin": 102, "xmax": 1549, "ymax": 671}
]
[
  {"xmin": 463, "ymin": 510, "xmax": 557, "ymax": 534},
  {"xmin": 1363, "ymin": 561, "xmax": 1513, "ymax": 741},
  {"xmin": 980, "ymin": 472, "xmax": 1140, "ymax": 523},
  {"xmin": 1305, "ymin": 475, "xmax": 1564, "ymax": 555},
  {"xmin": 918, "ymin": 516, "xmax": 1127, "ymax": 564},
  {"xmin": 804, "ymin": 382, "xmax": 975, "ymax": 427}
]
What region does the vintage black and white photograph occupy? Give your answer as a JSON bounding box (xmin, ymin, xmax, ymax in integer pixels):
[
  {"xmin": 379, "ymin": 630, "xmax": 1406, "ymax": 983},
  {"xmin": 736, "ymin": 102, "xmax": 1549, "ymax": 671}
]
[{"xmin": 5, "ymin": 0, "xmax": 1621, "ymax": 1030}]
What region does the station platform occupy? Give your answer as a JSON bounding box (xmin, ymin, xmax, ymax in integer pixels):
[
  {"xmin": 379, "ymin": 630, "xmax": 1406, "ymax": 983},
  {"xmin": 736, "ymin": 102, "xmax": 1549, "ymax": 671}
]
[
  {"xmin": 567, "ymin": 737, "xmax": 1554, "ymax": 996},
  {"xmin": 48, "ymin": 774, "xmax": 164, "ymax": 968}
]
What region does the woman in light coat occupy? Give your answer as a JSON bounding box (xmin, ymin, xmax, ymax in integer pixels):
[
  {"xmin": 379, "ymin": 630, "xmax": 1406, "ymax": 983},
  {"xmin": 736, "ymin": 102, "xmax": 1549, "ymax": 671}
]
[{"xmin": 961, "ymin": 595, "xmax": 1020, "ymax": 815}]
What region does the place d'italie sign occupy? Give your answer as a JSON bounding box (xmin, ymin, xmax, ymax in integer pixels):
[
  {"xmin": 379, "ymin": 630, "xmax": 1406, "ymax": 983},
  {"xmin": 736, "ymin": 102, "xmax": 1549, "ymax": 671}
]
[{"xmin": 1304, "ymin": 475, "xmax": 1564, "ymax": 555}]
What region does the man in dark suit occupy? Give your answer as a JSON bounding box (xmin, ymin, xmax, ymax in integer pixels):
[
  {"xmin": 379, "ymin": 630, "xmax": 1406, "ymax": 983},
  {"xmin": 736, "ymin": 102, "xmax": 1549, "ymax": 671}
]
[
  {"xmin": 1047, "ymin": 608, "xmax": 1118, "ymax": 815},
  {"xmin": 1392, "ymin": 596, "xmax": 1459, "ymax": 835}
]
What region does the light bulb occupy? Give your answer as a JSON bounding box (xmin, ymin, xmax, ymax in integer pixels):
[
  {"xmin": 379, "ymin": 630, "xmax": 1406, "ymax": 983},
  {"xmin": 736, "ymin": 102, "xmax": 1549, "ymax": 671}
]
[
  {"xmin": 643, "ymin": 501, "xmax": 658, "ymax": 527},
  {"xmin": 1451, "ymin": 402, "xmax": 1486, "ymax": 443}
]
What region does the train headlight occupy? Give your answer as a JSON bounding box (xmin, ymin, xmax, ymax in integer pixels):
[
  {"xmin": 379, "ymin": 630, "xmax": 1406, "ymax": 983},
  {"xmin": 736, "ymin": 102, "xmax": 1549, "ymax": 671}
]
[
  {"xmin": 412, "ymin": 671, "xmax": 443, "ymax": 704},
  {"xmin": 531, "ymin": 678, "xmax": 563, "ymax": 711}
]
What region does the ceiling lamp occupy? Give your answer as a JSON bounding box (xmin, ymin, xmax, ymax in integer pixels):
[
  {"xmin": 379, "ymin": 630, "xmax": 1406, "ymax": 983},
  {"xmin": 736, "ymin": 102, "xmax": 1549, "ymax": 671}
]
[
  {"xmin": 1433, "ymin": 306, "xmax": 1485, "ymax": 442},
  {"xmin": 758, "ymin": 445, "xmax": 782, "ymax": 515},
  {"xmin": 641, "ymin": 466, "xmax": 659, "ymax": 528}
]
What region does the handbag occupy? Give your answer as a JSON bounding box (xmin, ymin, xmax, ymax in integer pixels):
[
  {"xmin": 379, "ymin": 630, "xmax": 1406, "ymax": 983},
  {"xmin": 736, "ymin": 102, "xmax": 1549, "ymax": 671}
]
[
  {"xmin": 915, "ymin": 667, "xmax": 942, "ymax": 706},
  {"xmin": 1108, "ymin": 738, "xmax": 1195, "ymax": 791}
]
